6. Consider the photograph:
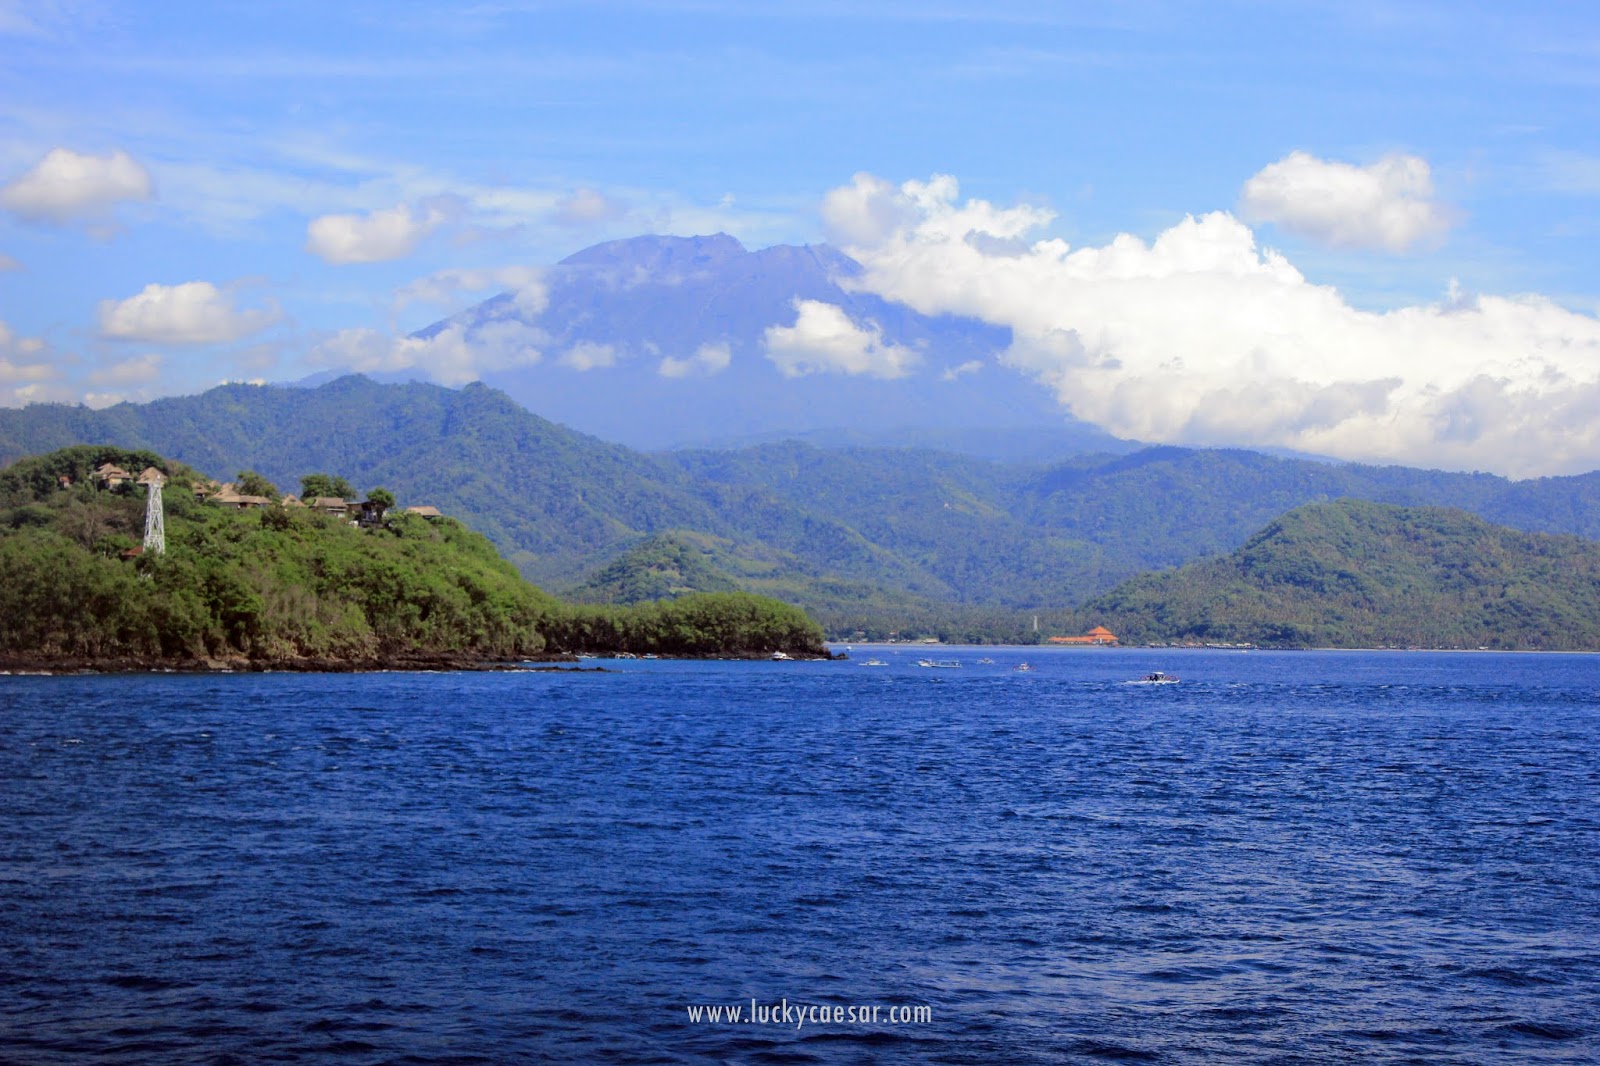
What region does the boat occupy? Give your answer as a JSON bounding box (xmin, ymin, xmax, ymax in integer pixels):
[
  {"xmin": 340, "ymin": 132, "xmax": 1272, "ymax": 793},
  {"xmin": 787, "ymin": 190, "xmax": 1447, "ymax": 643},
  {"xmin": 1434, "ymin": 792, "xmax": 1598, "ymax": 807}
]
[
  {"xmin": 977, "ymin": 657, "xmax": 995, "ymax": 665},
  {"xmin": 1128, "ymin": 671, "xmax": 1180, "ymax": 685},
  {"xmin": 860, "ymin": 658, "xmax": 888, "ymax": 667},
  {"xmin": 929, "ymin": 659, "xmax": 961, "ymax": 669},
  {"xmin": 1013, "ymin": 662, "xmax": 1034, "ymax": 672},
  {"xmin": 771, "ymin": 651, "xmax": 793, "ymax": 661}
]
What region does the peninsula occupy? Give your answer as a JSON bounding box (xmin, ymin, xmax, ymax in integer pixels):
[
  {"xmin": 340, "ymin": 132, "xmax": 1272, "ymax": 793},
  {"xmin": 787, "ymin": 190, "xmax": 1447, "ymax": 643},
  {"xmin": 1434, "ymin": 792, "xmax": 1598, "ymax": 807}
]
[{"xmin": 0, "ymin": 447, "xmax": 830, "ymax": 671}]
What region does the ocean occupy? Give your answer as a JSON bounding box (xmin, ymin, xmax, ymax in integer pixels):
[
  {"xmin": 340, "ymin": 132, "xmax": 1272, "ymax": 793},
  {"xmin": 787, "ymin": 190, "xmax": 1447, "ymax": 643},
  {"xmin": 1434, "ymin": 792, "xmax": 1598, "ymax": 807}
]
[{"xmin": 2, "ymin": 648, "xmax": 1597, "ymax": 1063}]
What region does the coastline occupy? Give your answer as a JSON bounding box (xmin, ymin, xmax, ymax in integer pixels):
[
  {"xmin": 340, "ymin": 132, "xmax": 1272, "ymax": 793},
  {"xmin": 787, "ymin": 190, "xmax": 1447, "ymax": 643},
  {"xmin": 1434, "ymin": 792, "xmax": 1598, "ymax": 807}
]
[{"xmin": 0, "ymin": 648, "xmax": 834, "ymax": 675}]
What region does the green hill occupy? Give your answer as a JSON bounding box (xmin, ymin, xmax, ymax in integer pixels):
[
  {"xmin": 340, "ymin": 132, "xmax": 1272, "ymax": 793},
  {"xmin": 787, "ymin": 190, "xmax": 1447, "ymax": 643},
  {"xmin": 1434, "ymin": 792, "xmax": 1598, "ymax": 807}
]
[
  {"xmin": 7, "ymin": 377, "xmax": 1600, "ymax": 641},
  {"xmin": 1083, "ymin": 499, "xmax": 1600, "ymax": 650},
  {"xmin": 0, "ymin": 447, "xmax": 827, "ymax": 666}
]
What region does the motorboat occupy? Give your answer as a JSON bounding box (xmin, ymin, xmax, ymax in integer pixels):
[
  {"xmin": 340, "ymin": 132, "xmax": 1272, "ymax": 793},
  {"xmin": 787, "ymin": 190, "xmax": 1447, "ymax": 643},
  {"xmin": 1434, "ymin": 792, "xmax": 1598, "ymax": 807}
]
[
  {"xmin": 861, "ymin": 658, "xmax": 888, "ymax": 667},
  {"xmin": 1128, "ymin": 671, "xmax": 1179, "ymax": 685}
]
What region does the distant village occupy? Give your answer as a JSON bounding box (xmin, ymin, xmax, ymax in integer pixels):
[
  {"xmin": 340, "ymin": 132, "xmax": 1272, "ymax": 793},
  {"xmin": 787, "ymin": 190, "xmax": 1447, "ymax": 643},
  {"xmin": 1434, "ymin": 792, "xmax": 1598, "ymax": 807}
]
[{"xmin": 86, "ymin": 461, "xmax": 445, "ymax": 526}]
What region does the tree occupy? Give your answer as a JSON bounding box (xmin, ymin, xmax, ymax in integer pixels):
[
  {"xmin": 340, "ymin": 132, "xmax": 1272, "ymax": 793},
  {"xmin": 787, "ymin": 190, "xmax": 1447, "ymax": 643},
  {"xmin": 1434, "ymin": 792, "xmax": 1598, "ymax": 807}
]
[
  {"xmin": 300, "ymin": 473, "xmax": 356, "ymax": 500},
  {"xmin": 236, "ymin": 470, "xmax": 279, "ymax": 499},
  {"xmin": 367, "ymin": 487, "xmax": 396, "ymax": 517}
]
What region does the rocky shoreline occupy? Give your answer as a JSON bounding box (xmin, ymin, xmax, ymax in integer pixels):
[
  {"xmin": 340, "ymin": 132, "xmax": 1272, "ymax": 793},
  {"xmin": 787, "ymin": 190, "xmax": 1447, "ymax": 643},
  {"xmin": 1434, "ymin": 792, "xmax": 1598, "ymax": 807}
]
[
  {"xmin": 0, "ymin": 648, "xmax": 832, "ymax": 674},
  {"xmin": 0, "ymin": 651, "xmax": 589, "ymax": 675}
]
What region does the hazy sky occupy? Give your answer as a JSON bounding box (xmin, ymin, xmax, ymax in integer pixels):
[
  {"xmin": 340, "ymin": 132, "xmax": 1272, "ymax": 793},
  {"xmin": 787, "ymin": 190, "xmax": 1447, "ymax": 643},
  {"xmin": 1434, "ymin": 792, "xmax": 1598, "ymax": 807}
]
[{"xmin": 3, "ymin": 1, "xmax": 1600, "ymax": 474}]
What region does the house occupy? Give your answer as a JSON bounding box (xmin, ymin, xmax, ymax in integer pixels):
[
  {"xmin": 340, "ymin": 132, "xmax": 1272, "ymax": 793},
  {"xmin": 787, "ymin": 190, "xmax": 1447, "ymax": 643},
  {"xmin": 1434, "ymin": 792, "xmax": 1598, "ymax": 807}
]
[
  {"xmin": 348, "ymin": 500, "xmax": 388, "ymax": 528},
  {"xmin": 192, "ymin": 479, "xmax": 219, "ymax": 500},
  {"xmin": 308, "ymin": 496, "xmax": 349, "ymax": 517},
  {"xmin": 1047, "ymin": 626, "xmax": 1119, "ymax": 646},
  {"xmin": 404, "ymin": 505, "xmax": 443, "ymax": 519},
  {"xmin": 279, "ymin": 494, "xmax": 305, "ymax": 508},
  {"xmin": 136, "ymin": 466, "xmax": 165, "ymax": 487},
  {"xmin": 94, "ymin": 463, "xmax": 132, "ymax": 488},
  {"xmin": 212, "ymin": 490, "xmax": 269, "ymax": 509}
]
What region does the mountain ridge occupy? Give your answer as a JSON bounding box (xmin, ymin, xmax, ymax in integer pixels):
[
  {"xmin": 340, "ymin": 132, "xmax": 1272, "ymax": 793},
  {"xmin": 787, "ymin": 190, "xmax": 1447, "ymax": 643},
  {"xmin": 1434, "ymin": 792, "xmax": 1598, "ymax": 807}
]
[{"xmin": 5, "ymin": 375, "xmax": 1600, "ymax": 640}]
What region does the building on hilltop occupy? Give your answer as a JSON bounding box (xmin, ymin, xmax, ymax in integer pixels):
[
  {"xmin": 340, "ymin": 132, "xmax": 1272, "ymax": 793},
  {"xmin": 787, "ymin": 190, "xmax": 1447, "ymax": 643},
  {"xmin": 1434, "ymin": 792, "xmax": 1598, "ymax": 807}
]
[
  {"xmin": 404, "ymin": 505, "xmax": 443, "ymax": 519},
  {"xmin": 1047, "ymin": 626, "xmax": 1119, "ymax": 646},
  {"xmin": 94, "ymin": 463, "xmax": 132, "ymax": 488}
]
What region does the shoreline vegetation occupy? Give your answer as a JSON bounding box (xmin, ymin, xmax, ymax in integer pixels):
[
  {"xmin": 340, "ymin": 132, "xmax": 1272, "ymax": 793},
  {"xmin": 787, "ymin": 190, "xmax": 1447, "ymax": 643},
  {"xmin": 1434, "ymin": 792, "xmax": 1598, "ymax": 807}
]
[{"xmin": 0, "ymin": 447, "xmax": 832, "ymax": 672}]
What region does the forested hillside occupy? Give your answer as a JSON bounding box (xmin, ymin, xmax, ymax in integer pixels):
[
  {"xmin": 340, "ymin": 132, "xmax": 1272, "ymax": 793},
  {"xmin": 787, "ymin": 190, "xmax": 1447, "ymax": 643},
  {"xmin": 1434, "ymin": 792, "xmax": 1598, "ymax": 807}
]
[
  {"xmin": 6, "ymin": 376, "xmax": 1600, "ymax": 641},
  {"xmin": 0, "ymin": 447, "xmax": 827, "ymax": 666},
  {"xmin": 1082, "ymin": 499, "xmax": 1600, "ymax": 650}
]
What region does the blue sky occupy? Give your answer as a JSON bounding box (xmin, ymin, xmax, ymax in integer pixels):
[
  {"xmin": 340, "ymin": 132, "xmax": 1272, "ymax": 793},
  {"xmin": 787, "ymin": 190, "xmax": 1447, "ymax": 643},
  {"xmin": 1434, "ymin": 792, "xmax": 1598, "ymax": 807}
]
[{"xmin": 3, "ymin": 1, "xmax": 1600, "ymax": 474}]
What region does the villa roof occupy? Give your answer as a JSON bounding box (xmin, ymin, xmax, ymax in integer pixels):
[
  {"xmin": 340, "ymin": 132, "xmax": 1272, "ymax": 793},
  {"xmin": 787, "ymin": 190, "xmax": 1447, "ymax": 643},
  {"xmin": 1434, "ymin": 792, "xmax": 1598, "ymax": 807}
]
[{"xmin": 405, "ymin": 505, "xmax": 443, "ymax": 517}]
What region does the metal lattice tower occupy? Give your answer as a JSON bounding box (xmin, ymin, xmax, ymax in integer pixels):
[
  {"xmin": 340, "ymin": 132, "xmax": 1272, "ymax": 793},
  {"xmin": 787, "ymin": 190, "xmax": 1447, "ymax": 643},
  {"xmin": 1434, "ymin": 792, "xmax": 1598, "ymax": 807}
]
[{"xmin": 143, "ymin": 474, "xmax": 166, "ymax": 555}]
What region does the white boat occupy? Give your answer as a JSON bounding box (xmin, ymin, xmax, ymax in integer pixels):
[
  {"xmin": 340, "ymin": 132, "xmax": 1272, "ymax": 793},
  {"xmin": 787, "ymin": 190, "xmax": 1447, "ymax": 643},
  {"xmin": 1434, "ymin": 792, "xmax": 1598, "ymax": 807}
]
[
  {"xmin": 1128, "ymin": 671, "xmax": 1179, "ymax": 685},
  {"xmin": 861, "ymin": 658, "xmax": 888, "ymax": 667},
  {"xmin": 928, "ymin": 659, "xmax": 961, "ymax": 669},
  {"xmin": 771, "ymin": 651, "xmax": 793, "ymax": 661}
]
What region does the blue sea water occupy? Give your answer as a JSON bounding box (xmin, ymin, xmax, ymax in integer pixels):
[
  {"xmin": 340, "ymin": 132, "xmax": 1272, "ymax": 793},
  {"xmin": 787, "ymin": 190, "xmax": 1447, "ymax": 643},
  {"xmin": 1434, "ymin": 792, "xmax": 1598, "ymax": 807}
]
[{"xmin": 1, "ymin": 648, "xmax": 1597, "ymax": 1064}]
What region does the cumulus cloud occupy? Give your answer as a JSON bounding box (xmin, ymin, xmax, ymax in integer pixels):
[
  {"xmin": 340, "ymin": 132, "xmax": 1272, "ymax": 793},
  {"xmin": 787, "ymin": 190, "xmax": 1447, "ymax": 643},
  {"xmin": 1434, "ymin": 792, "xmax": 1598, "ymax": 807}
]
[
  {"xmin": 305, "ymin": 201, "xmax": 448, "ymax": 264},
  {"xmin": 97, "ymin": 281, "xmax": 278, "ymax": 344},
  {"xmin": 658, "ymin": 342, "xmax": 731, "ymax": 378},
  {"xmin": 0, "ymin": 320, "xmax": 66, "ymax": 405},
  {"xmin": 392, "ymin": 265, "xmax": 546, "ymax": 314},
  {"xmin": 1239, "ymin": 151, "xmax": 1449, "ymax": 252},
  {"xmin": 826, "ymin": 172, "xmax": 1600, "ymax": 477},
  {"xmin": 763, "ymin": 299, "xmax": 920, "ymax": 379},
  {"xmin": 941, "ymin": 359, "xmax": 984, "ymax": 381},
  {"xmin": 310, "ymin": 320, "xmax": 547, "ymax": 387},
  {"xmin": 559, "ymin": 341, "xmax": 618, "ymax": 371},
  {"xmin": 551, "ymin": 187, "xmax": 627, "ymax": 227},
  {"xmin": 0, "ymin": 148, "xmax": 153, "ymax": 224}
]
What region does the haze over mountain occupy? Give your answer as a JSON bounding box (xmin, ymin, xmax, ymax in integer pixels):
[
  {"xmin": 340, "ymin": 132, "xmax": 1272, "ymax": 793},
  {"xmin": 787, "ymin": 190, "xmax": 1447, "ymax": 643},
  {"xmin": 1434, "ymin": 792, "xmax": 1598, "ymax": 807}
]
[{"xmin": 393, "ymin": 234, "xmax": 1130, "ymax": 458}]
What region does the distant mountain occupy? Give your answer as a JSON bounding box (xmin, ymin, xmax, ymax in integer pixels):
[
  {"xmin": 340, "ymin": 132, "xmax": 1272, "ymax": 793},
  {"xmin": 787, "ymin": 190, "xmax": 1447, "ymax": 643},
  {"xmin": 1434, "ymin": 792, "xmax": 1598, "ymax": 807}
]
[
  {"xmin": 1083, "ymin": 499, "xmax": 1600, "ymax": 650},
  {"xmin": 416, "ymin": 233, "xmax": 1126, "ymax": 458},
  {"xmin": 6, "ymin": 375, "xmax": 1600, "ymax": 640}
]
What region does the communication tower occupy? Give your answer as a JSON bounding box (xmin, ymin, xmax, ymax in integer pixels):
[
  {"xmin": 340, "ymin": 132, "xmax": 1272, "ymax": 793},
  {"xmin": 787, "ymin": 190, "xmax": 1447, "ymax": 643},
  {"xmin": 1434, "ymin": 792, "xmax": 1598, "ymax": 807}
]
[{"xmin": 143, "ymin": 473, "xmax": 166, "ymax": 555}]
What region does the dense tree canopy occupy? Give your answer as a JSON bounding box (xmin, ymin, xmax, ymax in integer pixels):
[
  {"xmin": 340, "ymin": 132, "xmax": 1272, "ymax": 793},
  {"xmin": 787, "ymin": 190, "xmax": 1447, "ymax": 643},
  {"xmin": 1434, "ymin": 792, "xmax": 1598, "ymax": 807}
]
[{"xmin": 0, "ymin": 448, "xmax": 829, "ymax": 665}]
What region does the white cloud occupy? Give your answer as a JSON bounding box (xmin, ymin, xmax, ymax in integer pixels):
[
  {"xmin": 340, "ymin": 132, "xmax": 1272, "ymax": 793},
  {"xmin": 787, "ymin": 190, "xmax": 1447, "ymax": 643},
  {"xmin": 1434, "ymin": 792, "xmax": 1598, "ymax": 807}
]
[
  {"xmin": 305, "ymin": 201, "xmax": 447, "ymax": 264},
  {"xmin": 310, "ymin": 319, "xmax": 546, "ymax": 386},
  {"xmin": 658, "ymin": 342, "xmax": 731, "ymax": 378},
  {"xmin": 85, "ymin": 352, "xmax": 164, "ymax": 388},
  {"xmin": 551, "ymin": 187, "xmax": 626, "ymax": 226},
  {"xmin": 0, "ymin": 147, "xmax": 153, "ymax": 224},
  {"xmin": 0, "ymin": 320, "xmax": 70, "ymax": 405},
  {"xmin": 559, "ymin": 341, "xmax": 618, "ymax": 371},
  {"xmin": 763, "ymin": 299, "xmax": 920, "ymax": 379},
  {"xmin": 393, "ymin": 265, "xmax": 545, "ymax": 312},
  {"xmin": 1239, "ymin": 151, "xmax": 1449, "ymax": 252},
  {"xmin": 941, "ymin": 359, "xmax": 984, "ymax": 381},
  {"xmin": 827, "ymin": 172, "xmax": 1600, "ymax": 477},
  {"xmin": 97, "ymin": 281, "xmax": 279, "ymax": 344}
]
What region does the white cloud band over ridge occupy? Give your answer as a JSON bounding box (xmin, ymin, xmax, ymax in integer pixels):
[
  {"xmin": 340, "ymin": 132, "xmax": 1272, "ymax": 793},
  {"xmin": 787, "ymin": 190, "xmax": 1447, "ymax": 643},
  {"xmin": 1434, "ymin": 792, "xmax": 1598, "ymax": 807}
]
[{"xmin": 823, "ymin": 172, "xmax": 1600, "ymax": 477}]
